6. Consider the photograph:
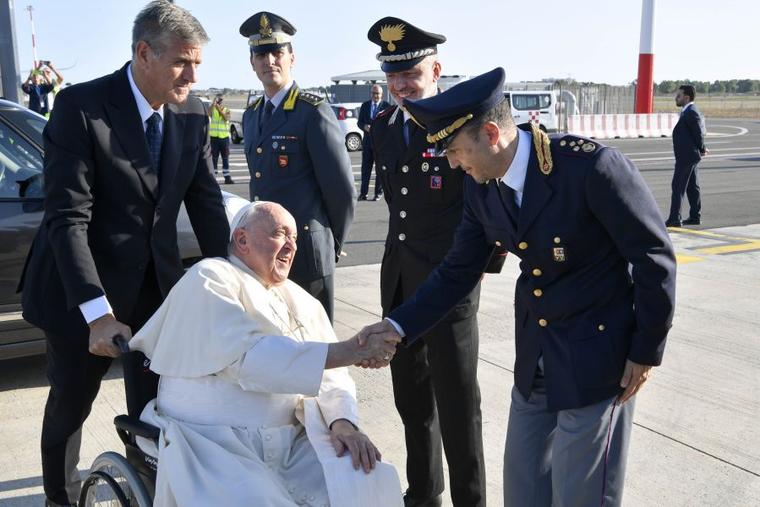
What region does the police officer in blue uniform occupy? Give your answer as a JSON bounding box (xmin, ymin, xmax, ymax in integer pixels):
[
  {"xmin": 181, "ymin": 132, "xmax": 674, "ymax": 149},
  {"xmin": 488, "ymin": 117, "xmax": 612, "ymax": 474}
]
[
  {"xmin": 240, "ymin": 12, "xmax": 356, "ymax": 320},
  {"xmin": 359, "ymin": 68, "xmax": 677, "ymax": 506},
  {"xmin": 366, "ymin": 18, "xmax": 506, "ymax": 507}
]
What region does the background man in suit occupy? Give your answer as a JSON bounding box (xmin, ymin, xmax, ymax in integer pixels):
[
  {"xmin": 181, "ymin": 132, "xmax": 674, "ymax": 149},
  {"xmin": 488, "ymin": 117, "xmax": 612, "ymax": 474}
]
[
  {"xmin": 667, "ymin": 84, "xmax": 707, "ymax": 227},
  {"xmin": 358, "ymin": 68, "xmax": 676, "ymax": 507},
  {"xmin": 240, "ymin": 11, "xmax": 355, "ymax": 321},
  {"xmin": 357, "ymin": 84, "xmax": 390, "ymax": 201},
  {"xmin": 365, "ymin": 18, "xmax": 505, "ymax": 507},
  {"xmin": 19, "ymin": 2, "xmax": 229, "ymax": 505}
]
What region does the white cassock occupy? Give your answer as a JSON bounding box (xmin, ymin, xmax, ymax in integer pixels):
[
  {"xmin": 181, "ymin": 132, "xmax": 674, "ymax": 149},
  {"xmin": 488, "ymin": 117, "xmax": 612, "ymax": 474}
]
[{"xmin": 129, "ymin": 255, "xmax": 402, "ymax": 507}]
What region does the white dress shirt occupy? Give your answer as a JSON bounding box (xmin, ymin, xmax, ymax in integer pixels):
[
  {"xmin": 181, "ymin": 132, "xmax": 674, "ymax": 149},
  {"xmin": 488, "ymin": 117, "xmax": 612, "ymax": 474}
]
[
  {"xmin": 263, "ymin": 80, "xmax": 294, "ymax": 112},
  {"xmin": 78, "ymin": 63, "xmax": 165, "ymax": 324}
]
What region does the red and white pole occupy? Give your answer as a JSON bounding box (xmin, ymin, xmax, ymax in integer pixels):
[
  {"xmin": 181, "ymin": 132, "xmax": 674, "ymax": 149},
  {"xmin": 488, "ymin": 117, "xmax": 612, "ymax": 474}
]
[
  {"xmin": 26, "ymin": 5, "xmax": 38, "ymax": 68},
  {"xmin": 635, "ymin": 0, "xmax": 655, "ymax": 113}
]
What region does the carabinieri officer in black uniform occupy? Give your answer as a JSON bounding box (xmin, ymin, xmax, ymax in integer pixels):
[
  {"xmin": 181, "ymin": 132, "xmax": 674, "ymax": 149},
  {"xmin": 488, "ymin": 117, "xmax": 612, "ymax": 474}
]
[
  {"xmin": 240, "ymin": 12, "xmax": 356, "ymax": 321},
  {"xmin": 360, "ymin": 67, "xmax": 677, "ymax": 507},
  {"xmin": 366, "ymin": 18, "xmax": 506, "ymax": 507}
]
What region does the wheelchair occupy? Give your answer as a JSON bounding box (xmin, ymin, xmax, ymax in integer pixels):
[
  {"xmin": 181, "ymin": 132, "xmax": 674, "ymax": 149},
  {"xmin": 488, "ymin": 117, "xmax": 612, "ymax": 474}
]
[{"xmin": 78, "ymin": 415, "xmax": 159, "ymax": 506}]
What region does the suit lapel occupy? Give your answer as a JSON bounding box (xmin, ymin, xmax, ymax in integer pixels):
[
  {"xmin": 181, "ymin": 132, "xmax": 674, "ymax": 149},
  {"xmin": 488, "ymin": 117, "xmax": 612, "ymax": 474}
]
[
  {"xmin": 517, "ymin": 141, "xmax": 553, "ymax": 238},
  {"xmin": 158, "ymin": 104, "xmax": 186, "ymax": 194},
  {"xmin": 105, "ymin": 64, "xmax": 159, "ymax": 202}
]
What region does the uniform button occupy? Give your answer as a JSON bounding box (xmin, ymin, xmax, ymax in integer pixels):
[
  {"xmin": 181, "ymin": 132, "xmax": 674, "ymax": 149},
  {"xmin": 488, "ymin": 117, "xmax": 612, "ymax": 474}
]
[
  {"xmin": 554, "ymin": 237, "xmax": 561, "ymax": 244},
  {"xmin": 533, "ymin": 289, "xmax": 543, "ymax": 297},
  {"xmin": 303, "ymin": 225, "xmax": 310, "ymax": 231},
  {"xmin": 532, "ymin": 268, "xmax": 542, "ymax": 276},
  {"xmin": 538, "ymin": 319, "xmax": 548, "ymax": 327},
  {"xmin": 495, "ymin": 240, "xmax": 502, "ymax": 247},
  {"xmin": 309, "ymin": 496, "xmax": 315, "ymax": 501},
  {"xmin": 434, "ymin": 166, "xmax": 440, "ymax": 172},
  {"xmin": 518, "ymin": 241, "xmax": 528, "ymax": 250},
  {"xmin": 266, "ymin": 452, "xmax": 273, "ymax": 459},
  {"xmin": 265, "ymin": 434, "xmax": 272, "ymax": 441},
  {"xmin": 255, "ymin": 171, "xmax": 261, "ymax": 178},
  {"xmin": 382, "ymin": 165, "xmax": 387, "ymax": 171},
  {"xmin": 401, "ymin": 187, "xmax": 408, "ymax": 195},
  {"xmin": 288, "ymin": 486, "xmax": 296, "ymax": 493},
  {"xmin": 256, "ymin": 147, "xmax": 263, "ymax": 154},
  {"xmin": 399, "ymin": 211, "xmax": 407, "ymax": 218},
  {"xmin": 253, "ymin": 195, "xmax": 259, "ymax": 201},
  {"xmin": 401, "ymin": 165, "xmax": 409, "ymax": 173},
  {"xmin": 598, "ymin": 324, "xmax": 606, "ymax": 331},
  {"xmin": 398, "ymin": 233, "xmax": 406, "ymax": 241}
]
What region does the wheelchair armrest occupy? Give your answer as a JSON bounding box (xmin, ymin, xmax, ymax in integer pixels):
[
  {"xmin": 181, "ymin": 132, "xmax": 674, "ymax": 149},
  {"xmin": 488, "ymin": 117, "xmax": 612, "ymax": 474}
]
[{"xmin": 114, "ymin": 415, "xmax": 160, "ymax": 441}]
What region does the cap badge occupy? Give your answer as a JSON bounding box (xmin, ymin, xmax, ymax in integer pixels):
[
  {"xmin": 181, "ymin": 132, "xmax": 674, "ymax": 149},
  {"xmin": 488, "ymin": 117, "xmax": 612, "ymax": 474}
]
[
  {"xmin": 379, "ymin": 23, "xmax": 405, "ymax": 52},
  {"xmin": 259, "ymin": 14, "xmax": 273, "ymax": 38}
]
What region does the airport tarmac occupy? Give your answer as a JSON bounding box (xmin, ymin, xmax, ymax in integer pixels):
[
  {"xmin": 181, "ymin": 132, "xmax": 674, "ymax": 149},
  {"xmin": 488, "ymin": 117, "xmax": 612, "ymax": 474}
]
[{"xmin": 1, "ymin": 222, "xmax": 759, "ymax": 506}]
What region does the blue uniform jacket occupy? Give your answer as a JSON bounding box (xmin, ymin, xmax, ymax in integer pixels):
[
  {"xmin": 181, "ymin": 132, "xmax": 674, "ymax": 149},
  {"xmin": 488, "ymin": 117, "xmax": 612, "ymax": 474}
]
[
  {"xmin": 243, "ymin": 83, "xmax": 356, "ymax": 281},
  {"xmin": 390, "ymin": 126, "xmax": 677, "ymax": 411}
]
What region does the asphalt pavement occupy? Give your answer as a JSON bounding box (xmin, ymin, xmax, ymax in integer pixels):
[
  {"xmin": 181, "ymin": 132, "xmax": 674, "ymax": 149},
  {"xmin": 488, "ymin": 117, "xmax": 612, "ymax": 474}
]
[{"xmin": 0, "ymin": 119, "xmax": 758, "ymax": 506}]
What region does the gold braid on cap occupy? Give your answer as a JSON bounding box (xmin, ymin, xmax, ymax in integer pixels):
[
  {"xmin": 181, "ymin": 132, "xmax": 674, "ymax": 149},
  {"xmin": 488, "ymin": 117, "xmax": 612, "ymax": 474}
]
[
  {"xmin": 427, "ymin": 114, "xmax": 474, "ymax": 144},
  {"xmin": 531, "ymin": 123, "xmax": 553, "ymax": 175}
]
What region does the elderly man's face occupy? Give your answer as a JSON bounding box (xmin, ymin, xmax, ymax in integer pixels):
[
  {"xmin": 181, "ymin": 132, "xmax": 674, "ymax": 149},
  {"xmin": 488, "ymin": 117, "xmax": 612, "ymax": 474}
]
[{"xmin": 236, "ymin": 205, "xmax": 298, "ymax": 287}]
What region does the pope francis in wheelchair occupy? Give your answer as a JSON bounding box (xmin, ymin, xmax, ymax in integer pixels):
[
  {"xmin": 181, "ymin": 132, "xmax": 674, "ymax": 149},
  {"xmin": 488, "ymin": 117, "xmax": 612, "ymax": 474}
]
[{"xmin": 81, "ymin": 201, "xmax": 403, "ymax": 507}]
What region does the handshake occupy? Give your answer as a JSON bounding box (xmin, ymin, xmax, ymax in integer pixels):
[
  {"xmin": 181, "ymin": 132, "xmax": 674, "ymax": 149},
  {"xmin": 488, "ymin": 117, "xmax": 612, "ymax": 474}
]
[{"xmin": 325, "ymin": 320, "xmax": 403, "ymax": 370}]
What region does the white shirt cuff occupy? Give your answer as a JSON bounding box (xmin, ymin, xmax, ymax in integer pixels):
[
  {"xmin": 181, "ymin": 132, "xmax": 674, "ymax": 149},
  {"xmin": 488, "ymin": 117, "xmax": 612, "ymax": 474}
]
[
  {"xmin": 384, "ymin": 317, "xmax": 406, "ymax": 337},
  {"xmin": 79, "ymin": 296, "xmax": 113, "ymax": 324}
]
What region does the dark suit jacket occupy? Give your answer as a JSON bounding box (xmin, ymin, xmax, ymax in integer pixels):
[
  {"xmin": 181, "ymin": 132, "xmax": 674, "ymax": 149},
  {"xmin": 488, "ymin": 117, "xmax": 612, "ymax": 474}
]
[
  {"xmin": 371, "ymin": 105, "xmax": 505, "ymax": 315},
  {"xmin": 390, "ymin": 125, "xmax": 676, "ymax": 411},
  {"xmin": 20, "ymin": 63, "xmax": 229, "ymax": 335},
  {"xmin": 672, "ymin": 103, "xmax": 706, "ymax": 164},
  {"xmin": 358, "ymin": 99, "xmax": 390, "ymax": 146},
  {"xmin": 242, "ymin": 83, "xmax": 355, "ymax": 282}
]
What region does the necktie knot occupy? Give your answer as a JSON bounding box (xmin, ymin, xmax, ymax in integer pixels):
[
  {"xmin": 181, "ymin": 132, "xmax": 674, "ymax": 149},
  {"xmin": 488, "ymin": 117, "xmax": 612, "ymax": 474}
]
[{"xmin": 261, "ymin": 100, "xmax": 275, "ymax": 129}]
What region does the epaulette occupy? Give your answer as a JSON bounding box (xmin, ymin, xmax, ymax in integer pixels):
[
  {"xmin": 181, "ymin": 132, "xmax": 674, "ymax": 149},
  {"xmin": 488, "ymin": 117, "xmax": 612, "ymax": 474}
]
[
  {"xmin": 295, "ymin": 91, "xmax": 324, "ymax": 107},
  {"xmin": 555, "ymin": 134, "xmax": 599, "ymax": 158},
  {"xmin": 530, "ymin": 123, "xmax": 554, "ymax": 175},
  {"xmin": 247, "ymin": 96, "xmax": 263, "ymax": 111}
]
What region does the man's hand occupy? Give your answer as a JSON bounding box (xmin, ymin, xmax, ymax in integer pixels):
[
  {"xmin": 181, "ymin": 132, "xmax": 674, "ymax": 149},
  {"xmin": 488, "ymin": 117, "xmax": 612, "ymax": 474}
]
[
  {"xmin": 325, "ymin": 332, "xmax": 399, "ymax": 369},
  {"xmin": 88, "ymin": 314, "xmax": 132, "ymax": 358},
  {"xmin": 329, "ymin": 419, "xmax": 381, "ymax": 473},
  {"xmin": 355, "ymin": 320, "xmax": 402, "ymax": 369},
  {"xmin": 618, "ymin": 359, "xmax": 653, "ymax": 405}
]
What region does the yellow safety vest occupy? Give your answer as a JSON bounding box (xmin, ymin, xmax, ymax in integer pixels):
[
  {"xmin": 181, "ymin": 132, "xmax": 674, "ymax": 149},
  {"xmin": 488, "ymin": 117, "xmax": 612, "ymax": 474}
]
[{"xmin": 209, "ymin": 106, "xmax": 230, "ymax": 139}]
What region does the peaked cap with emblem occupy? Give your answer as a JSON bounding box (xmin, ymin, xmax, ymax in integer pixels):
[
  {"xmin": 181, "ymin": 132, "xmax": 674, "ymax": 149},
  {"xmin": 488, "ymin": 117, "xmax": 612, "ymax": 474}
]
[
  {"xmin": 367, "ymin": 17, "xmax": 446, "ymax": 72},
  {"xmin": 403, "ymin": 67, "xmax": 507, "ymax": 150},
  {"xmin": 240, "ymin": 12, "xmax": 296, "ymax": 54}
]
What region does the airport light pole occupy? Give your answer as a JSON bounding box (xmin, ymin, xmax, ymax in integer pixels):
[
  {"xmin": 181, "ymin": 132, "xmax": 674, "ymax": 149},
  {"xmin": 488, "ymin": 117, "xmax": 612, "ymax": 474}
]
[{"xmin": 635, "ymin": 0, "xmax": 655, "ymax": 113}]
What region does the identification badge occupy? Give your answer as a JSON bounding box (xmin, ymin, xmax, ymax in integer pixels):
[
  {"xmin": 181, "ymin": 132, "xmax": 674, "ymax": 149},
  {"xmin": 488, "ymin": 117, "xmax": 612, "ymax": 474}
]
[
  {"xmin": 278, "ymin": 154, "xmax": 289, "ymax": 168},
  {"xmin": 552, "ymin": 247, "xmax": 566, "ymax": 262},
  {"xmin": 430, "ymin": 175, "xmax": 442, "ymax": 189}
]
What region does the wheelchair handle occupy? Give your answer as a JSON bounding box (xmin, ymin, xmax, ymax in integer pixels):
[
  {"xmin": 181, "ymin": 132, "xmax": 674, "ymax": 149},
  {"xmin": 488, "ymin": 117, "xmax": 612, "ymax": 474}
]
[{"xmin": 112, "ymin": 334, "xmax": 130, "ymax": 355}]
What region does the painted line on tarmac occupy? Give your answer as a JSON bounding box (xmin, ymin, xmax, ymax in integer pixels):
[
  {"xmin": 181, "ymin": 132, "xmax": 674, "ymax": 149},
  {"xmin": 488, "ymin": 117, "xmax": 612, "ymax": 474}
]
[
  {"xmin": 630, "ymin": 151, "xmax": 760, "ymax": 163},
  {"xmin": 669, "ymin": 227, "xmax": 760, "ymax": 256},
  {"xmin": 625, "ymin": 146, "xmax": 759, "ymax": 157},
  {"xmin": 675, "ymin": 254, "xmax": 704, "ymax": 264},
  {"xmin": 706, "ymin": 125, "xmax": 749, "ymax": 137}
]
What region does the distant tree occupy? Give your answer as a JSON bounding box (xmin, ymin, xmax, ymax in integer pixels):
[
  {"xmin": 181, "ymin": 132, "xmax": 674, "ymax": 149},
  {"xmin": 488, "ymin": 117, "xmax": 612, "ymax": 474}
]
[
  {"xmin": 709, "ymin": 80, "xmax": 725, "ymax": 93},
  {"xmin": 736, "ymin": 79, "xmax": 753, "ymax": 93},
  {"xmin": 657, "ymin": 80, "xmax": 676, "ymax": 94}
]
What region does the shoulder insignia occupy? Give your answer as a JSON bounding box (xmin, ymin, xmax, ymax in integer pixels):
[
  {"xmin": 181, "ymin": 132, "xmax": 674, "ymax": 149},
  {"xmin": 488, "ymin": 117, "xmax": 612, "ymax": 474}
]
[
  {"xmin": 247, "ymin": 96, "xmax": 263, "ymax": 111},
  {"xmin": 556, "ymin": 134, "xmax": 599, "ymax": 158},
  {"xmin": 388, "ymin": 106, "xmax": 401, "ymax": 125},
  {"xmin": 530, "ymin": 123, "xmax": 553, "ymax": 175},
  {"xmin": 294, "ymin": 90, "xmax": 324, "ymax": 108}
]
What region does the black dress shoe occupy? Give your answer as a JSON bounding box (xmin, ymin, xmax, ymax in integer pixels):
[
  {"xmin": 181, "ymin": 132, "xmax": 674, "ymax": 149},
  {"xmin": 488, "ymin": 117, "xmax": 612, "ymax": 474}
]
[
  {"xmin": 357, "ymin": 195, "xmax": 368, "ymax": 201},
  {"xmin": 682, "ymin": 217, "xmax": 701, "ymax": 225},
  {"xmin": 224, "ymin": 176, "xmax": 235, "ymax": 184},
  {"xmin": 665, "ymin": 219, "xmax": 682, "ymax": 227},
  {"xmin": 403, "ymin": 493, "xmax": 443, "ymax": 507}
]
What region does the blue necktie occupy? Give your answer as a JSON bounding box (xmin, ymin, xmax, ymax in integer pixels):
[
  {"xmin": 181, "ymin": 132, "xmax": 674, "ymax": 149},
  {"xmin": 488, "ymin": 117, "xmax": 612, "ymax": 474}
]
[
  {"xmin": 261, "ymin": 100, "xmax": 274, "ymax": 130},
  {"xmin": 145, "ymin": 112, "xmax": 162, "ymax": 173},
  {"xmin": 371, "ymin": 102, "xmax": 376, "ymax": 120},
  {"xmin": 403, "ymin": 119, "xmax": 412, "ymax": 146}
]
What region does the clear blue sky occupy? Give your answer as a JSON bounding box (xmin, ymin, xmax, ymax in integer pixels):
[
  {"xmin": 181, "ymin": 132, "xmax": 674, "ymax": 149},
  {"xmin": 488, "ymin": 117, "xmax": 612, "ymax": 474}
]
[{"xmin": 11, "ymin": 0, "xmax": 760, "ymax": 89}]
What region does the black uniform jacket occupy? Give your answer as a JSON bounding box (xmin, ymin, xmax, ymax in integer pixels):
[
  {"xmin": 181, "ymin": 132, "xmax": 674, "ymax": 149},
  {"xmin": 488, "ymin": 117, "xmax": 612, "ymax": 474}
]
[
  {"xmin": 20, "ymin": 63, "xmax": 230, "ymax": 334},
  {"xmin": 390, "ymin": 125, "xmax": 677, "ymax": 411},
  {"xmin": 371, "ymin": 105, "xmax": 506, "ymax": 316}
]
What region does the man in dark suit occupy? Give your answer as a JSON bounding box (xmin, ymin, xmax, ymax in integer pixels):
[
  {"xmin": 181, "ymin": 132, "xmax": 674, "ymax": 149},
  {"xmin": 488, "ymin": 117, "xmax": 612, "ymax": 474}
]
[
  {"xmin": 240, "ymin": 12, "xmax": 355, "ymax": 321},
  {"xmin": 364, "ymin": 18, "xmax": 505, "ymax": 507},
  {"xmin": 359, "ymin": 68, "xmax": 676, "ymax": 507},
  {"xmin": 357, "ymin": 84, "xmax": 390, "ymax": 200},
  {"xmin": 667, "ymin": 84, "xmax": 707, "ymax": 227},
  {"xmin": 19, "ymin": 2, "xmax": 229, "ymax": 505}
]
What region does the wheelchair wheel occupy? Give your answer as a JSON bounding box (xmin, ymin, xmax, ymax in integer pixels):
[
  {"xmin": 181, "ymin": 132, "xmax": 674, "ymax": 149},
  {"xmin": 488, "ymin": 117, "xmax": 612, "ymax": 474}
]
[{"xmin": 79, "ymin": 451, "xmax": 152, "ymax": 507}]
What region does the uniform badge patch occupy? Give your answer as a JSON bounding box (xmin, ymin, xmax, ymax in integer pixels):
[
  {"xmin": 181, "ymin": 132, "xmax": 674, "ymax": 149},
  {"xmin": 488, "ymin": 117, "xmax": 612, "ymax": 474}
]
[
  {"xmin": 552, "ymin": 247, "xmax": 566, "ymax": 262},
  {"xmin": 430, "ymin": 175, "xmax": 442, "ymax": 189},
  {"xmin": 278, "ymin": 154, "xmax": 288, "ymax": 168}
]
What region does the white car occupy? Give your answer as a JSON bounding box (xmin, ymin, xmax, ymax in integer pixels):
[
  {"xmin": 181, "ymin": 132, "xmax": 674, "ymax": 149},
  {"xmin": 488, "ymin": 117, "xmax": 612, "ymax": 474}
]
[{"xmin": 330, "ymin": 102, "xmax": 364, "ymax": 151}]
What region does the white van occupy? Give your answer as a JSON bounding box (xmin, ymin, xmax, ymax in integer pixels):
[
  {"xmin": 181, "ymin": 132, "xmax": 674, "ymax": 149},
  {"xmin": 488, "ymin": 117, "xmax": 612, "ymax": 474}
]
[{"xmin": 504, "ymin": 90, "xmax": 559, "ymax": 132}]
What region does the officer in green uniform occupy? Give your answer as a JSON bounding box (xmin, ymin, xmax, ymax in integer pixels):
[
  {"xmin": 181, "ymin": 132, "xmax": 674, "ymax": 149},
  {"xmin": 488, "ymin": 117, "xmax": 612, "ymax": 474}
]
[{"xmin": 239, "ymin": 12, "xmax": 356, "ymax": 320}]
